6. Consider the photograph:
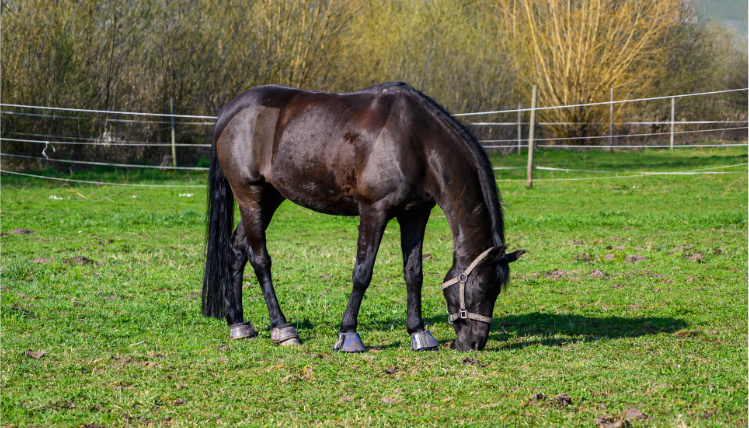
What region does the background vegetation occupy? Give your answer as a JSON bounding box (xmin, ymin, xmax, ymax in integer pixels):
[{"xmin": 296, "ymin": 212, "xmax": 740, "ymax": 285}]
[{"xmin": 1, "ymin": 0, "xmax": 746, "ymax": 165}]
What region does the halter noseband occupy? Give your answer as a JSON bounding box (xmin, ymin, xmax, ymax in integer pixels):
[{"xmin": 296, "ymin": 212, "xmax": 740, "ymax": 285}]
[{"xmin": 440, "ymin": 246, "xmax": 501, "ymax": 325}]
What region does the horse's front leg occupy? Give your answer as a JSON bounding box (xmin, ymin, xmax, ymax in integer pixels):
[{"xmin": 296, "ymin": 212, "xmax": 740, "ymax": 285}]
[
  {"xmin": 334, "ymin": 209, "xmax": 388, "ymax": 352},
  {"xmin": 398, "ymin": 212, "xmax": 439, "ymax": 351}
]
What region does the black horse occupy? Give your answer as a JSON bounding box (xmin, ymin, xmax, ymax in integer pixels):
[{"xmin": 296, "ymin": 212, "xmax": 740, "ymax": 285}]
[{"xmin": 202, "ymin": 82, "xmax": 523, "ymax": 352}]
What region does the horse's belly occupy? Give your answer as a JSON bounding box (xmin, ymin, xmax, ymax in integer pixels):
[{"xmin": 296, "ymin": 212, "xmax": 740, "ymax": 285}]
[
  {"xmin": 277, "ymin": 179, "xmax": 361, "ymax": 216},
  {"xmin": 270, "ymin": 153, "xmax": 361, "ymax": 216}
]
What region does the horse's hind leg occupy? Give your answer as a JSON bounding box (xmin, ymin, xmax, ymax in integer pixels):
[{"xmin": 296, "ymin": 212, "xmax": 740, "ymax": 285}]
[
  {"xmin": 226, "ymin": 223, "xmax": 257, "ymax": 339},
  {"xmin": 236, "ymin": 184, "xmax": 299, "ymax": 346},
  {"xmin": 397, "ymin": 212, "xmax": 439, "ymax": 351}
]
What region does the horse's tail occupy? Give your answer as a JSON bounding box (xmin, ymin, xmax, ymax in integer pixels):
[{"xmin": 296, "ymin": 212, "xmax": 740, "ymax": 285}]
[{"xmin": 202, "ymin": 140, "xmax": 234, "ymax": 319}]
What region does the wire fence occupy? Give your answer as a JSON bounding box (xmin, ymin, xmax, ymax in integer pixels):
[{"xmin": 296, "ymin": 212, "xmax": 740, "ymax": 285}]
[
  {"xmin": 1, "ymin": 87, "xmax": 746, "ymax": 187},
  {"xmin": 452, "ymin": 88, "xmax": 748, "ymax": 116}
]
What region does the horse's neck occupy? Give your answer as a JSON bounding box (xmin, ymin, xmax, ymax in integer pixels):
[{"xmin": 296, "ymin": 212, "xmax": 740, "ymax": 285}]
[{"xmin": 436, "ymin": 174, "xmax": 495, "ymax": 267}]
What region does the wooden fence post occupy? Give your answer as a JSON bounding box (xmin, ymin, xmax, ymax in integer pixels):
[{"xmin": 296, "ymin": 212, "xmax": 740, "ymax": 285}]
[
  {"xmin": 526, "ymin": 85, "xmax": 537, "ymax": 188},
  {"xmin": 670, "ymin": 97, "xmax": 675, "ymax": 151},
  {"xmin": 170, "ymin": 97, "xmax": 177, "ymax": 167},
  {"xmin": 609, "ymin": 88, "xmax": 614, "ymax": 153}
]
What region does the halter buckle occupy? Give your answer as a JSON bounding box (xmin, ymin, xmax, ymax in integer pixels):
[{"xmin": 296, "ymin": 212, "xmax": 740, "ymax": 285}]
[
  {"xmin": 458, "ymin": 273, "xmax": 468, "ymax": 283},
  {"xmin": 459, "ymin": 309, "xmax": 468, "ymax": 319}
]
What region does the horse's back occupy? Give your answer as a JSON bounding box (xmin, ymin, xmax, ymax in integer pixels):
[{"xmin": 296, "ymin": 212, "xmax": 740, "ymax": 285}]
[{"xmin": 215, "ymin": 83, "xmax": 437, "ymax": 215}]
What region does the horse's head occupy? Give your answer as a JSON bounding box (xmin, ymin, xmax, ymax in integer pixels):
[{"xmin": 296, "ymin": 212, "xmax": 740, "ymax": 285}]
[{"xmin": 443, "ymin": 247, "xmax": 524, "ymax": 352}]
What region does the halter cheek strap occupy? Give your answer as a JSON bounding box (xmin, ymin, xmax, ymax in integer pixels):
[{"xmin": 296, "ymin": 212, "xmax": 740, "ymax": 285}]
[{"xmin": 441, "ymin": 247, "xmax": 498, "ymax": 325}]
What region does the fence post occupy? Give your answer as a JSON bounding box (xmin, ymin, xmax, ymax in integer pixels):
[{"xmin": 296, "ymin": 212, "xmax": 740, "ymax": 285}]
[
  {"xmin": 670, "ymin": 97, "xmax": 675, "ymax": 151},
  {"xmin": 517, "ymin": 102, "xmax": 522, "ymax": 155},
  {"xmin": 170, "ymin": 97, "xmax": 177, "ymax": 167},
  {"xmin": 609, "ymin": 88, "xmax": 614, "ymax": 153},
  {"xmin": 526, "ymin": 85, "xmax": 537, "ymax": 188}
]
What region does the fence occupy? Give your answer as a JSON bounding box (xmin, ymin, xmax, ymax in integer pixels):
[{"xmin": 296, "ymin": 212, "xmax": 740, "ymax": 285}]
[
  {"xmin": 455, "ymin": 87, "xmax": 748, "ymax": 154},
  {"xmin": 0, "ymin": 87, "xmax": 746, "ymax": 188}
]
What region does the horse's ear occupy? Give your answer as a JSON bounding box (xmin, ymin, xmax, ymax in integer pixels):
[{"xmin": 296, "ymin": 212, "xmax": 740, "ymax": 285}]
[
  {"xmin": 502, "ymin": 249, "xmax": 525, "ymax": 263},
  {"xmin": 483, "ymin": 245, "xmax": 507, "ymax": 264}
]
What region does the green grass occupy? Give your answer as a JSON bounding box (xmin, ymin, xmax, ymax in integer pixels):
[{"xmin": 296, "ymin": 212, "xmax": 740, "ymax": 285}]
[{"xmin": 2, "ymin": 147, "xmax": 747, "ymax": 427}]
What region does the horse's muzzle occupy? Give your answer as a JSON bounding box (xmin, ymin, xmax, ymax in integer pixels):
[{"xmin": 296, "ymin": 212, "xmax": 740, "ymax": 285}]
[{"xmin": 454, "ymin": 321, "xmax": 490, "ymax": 351}]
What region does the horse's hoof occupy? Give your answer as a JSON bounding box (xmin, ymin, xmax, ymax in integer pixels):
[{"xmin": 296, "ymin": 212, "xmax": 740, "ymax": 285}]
[
  {"xmin": 410, "ymin": 330, "xmax": 439, "ymax": 351},
  {"xmin": 230, "ymin": 321, "xmax": 257, "ymax": 340},
  {"xmin": 271, "ymin": 325, "xmax": 300, "ymax": 346},
  {"xmin": 333, "ymin": 332, "xmax": 366, "ymax": 353}
]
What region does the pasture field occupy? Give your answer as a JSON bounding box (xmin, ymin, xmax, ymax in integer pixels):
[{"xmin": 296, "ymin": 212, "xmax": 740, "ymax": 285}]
[{"xmin": 1, "ymin": 147, "xmax": 747, "ymax": 427}]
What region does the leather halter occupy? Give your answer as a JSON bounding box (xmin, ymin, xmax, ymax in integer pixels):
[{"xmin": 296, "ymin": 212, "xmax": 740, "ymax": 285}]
[{"xmin": 441, "ymin": 246, "xmax": 500, "ymax": 324}]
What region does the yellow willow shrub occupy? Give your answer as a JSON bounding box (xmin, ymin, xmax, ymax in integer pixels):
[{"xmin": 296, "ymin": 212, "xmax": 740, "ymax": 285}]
[{"xmin": 495, "ymin": 0, "xmax": 682, "ymax": 141}]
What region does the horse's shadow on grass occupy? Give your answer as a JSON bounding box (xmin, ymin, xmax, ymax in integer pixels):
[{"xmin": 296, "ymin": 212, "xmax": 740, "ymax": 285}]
[
  {"xmin": 361, "ymin": 312, "xmax": 688, "ymax": 350},
  {"xmin": 487, "ymin": 312, "xmax": 688, "ymax": 351}
]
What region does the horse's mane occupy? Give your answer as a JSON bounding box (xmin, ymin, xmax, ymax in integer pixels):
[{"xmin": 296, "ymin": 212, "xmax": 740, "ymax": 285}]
[{"xmin": 408, "ymin": 86, "xmax": 506, "ymax": 248}]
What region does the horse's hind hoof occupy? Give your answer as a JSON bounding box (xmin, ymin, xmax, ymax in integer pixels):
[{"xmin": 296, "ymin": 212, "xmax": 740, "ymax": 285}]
[
  {"xmin": 333, "ymin": 332, "xmax": 366, "ymax": 353},
  {"xmin": 230, "ymin": 321, "xmax": 257, "ymax": 340},
  {"xmin": 271, "ymin": 325, "xmax": 300, "ymax": 346},
  {"xmin": 410, "ymin": 330, "xmax": 439, "ymax": 351}
]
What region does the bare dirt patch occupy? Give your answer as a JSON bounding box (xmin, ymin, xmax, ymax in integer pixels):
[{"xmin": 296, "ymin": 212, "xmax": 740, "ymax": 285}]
[
  {"xmin": 9, "ymin": 306, "xmax": 34, "ymax": 317},
  {"xmin": 527, "ymin": 393, "xmax": 546, "ymax": 403},
  {"xmin": 595, "ymin": 415, "xmax": 626, "ymax": 428},
  {"xmin": 625, "ymin": 407, "xmax": 647, "ymax": 420},
  {"xmin": 9, "ymin": 228, "xmax": 35, "ymax": 235},
  {"xmin": 576, "ymin": 253, "xmax": 593, "ymax": 262},
  {"xmin": 686, "ymin": 252, "xmax": 704, "ymax": 263},
  {"xmin": 546, "ymin": 270, "xmax": 571, "ymax": 279},
  {"xmin": 524, "ymin": 393, "xmax": 546, "ymax": 406},
  {"xmin": 667, "ymin": 245, "xmax": 692, "ymax": 255},
  {"xmin": 461, "ymin": 357, "xmax": 479, "ymax": 365},
  {"xmin": 65, "ymin": 256, "xmax": 97, "ymax": 265},
  {"xmin": 625, "ymin": 255, "xmax": 645, "ymax": 263},
  {"xmin": 553, "ymin": 393, "xmax": 573, "ymax": 406},
  {"xmin": 25, "ymin": 350, "xmax": 47, "ymax": 359},
  {"xmin": 111, "ymin": 355, "xmax": 136, "ymax": 365},
  {"xmin": 589, "ymin": 270, "xmax": 607, "ymax": 278},
  {"xmin": 31, "ymin": 258, "xmax": 54, "ymax": 264}
]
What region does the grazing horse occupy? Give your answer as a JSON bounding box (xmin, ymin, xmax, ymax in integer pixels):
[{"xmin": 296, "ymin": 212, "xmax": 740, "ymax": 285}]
[{"xmin": 202, "ymin": 82, "xmax": 523, "ymax": 352}]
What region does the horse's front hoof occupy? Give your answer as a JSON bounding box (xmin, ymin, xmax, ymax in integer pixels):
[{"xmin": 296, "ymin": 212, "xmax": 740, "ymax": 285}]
[
  {"xmin": 410, "ymin": 330, "xmax": 439, "ymax": 351},
  {"xmin": 271, "ymin": 325, "xmax": 300, "ymax": 346},
  {"xmin": 333, "ymin": 332, "xmax": 366, "ymax": 352},
  {"xmin": 230, "ymin": 321, "xmax": 257, "ymax": 340}
]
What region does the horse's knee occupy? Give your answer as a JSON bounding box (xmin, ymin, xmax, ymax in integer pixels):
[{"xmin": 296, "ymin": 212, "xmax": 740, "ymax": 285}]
[
  {"xmin": 352, "ymin": 264, "xmax": 373, "ymax": 291},
  {"xmin": 403, "ymin": 265, "xmax": 423, "ymax": 287}
]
